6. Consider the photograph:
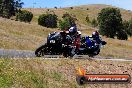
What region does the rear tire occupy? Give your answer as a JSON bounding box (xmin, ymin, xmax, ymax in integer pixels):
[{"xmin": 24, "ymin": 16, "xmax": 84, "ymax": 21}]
[
  {"xmin": 63, "ymin": 47, "xmax": 70, "ymax": 58},
  {"xmin": 63, "ymin": 47, "xmax": 75, "ymax": 58}
]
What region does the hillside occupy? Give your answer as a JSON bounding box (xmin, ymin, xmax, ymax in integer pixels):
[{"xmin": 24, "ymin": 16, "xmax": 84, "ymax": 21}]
[
  {"xmin": 0, "ymin": 17, "xmax": 56, "ymax": 50},
  {"xmin": 25, "ymin": 4, "xmax": 132, "ymax": 25},
  {"xmin": 0, "ymin": 4, "xmax": 132, "ymax": 58}
]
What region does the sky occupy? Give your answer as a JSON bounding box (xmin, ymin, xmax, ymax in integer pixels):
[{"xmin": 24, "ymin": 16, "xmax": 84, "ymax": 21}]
[{"xmin": 22, "ymin": 0, "xmax": 132, "ymax": 11}]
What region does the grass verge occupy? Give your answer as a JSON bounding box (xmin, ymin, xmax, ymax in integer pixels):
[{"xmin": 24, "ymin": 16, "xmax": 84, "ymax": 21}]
[{"xmin": 0, "ymin": 58, "xmax": 132, "ymax": 88}]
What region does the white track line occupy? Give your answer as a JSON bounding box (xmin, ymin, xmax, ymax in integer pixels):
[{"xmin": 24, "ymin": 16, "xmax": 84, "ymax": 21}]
[
  {"xmin": 92, "ymin": 58, "xmax": 132, "ymax": 62},
  {"xmin": 73, "ymin": 55, "xmax": 132, "ymax": 62}
]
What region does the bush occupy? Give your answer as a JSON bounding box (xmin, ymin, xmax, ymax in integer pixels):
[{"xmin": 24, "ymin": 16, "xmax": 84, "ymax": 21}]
[
  {"xmin": 58, "ymin": 13, "xmax": 77, "ymax": 30},
  {"xmin": 117, "ymin": 30, "xmax": 128, "ymax": 40},
  {"xmin": 86, "ymin": 16, "xmax": 98, "ymax": 27},
  {"xmin": 97, "ymin": 8, "xmax": 123, "ymax": 38},
  {"xmin": 62, "ymin": 13, "xmax": 77, "ymax": 26},
  {"xmin": 86, "ymin": 15, "xmax": 90, "ymax": 23},
  {"xmin": 70, "ymin": 7, "xmax": 73, "ymax": 9},
  {"xmin": 16, "ymin": 10, "xmax": 33, "ymax": 23},
  {"xmin": 38, "ymin": 13, "xmax": 58, "ymax": 28},
  {"xmin": 58, "ymin": 18, "xmax": 71, "ymax": 30},
  {"xmin": 91, "ymin": 18, "xmax": 98, "ymax": 27}
]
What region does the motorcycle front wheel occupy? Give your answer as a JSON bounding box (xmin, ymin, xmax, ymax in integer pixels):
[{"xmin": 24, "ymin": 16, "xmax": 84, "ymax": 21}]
[
  {"xmin": 35, "ymin": 44, "xmax": 48, "ymax": 57},
  {"xmin": 94, "ymin": 49, "xmax": 100, "ymax": 55}
]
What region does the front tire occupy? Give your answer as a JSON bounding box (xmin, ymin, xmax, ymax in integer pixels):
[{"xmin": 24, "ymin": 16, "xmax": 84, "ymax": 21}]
[
  {"xmin": 35, "ymin": 44, "xmax": 48, "ymax": 57},
  {"xmin": 94, "ymin": 49, "xmax": 100, "ymax": 55},
  {"xmin": 88, "ymin": 49, "xmax": 100, "ymax": 57}
]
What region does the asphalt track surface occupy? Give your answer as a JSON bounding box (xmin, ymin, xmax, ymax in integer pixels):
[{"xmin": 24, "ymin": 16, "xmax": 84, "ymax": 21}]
[
  {"xmin": 0, "ymin": 49, "xmax": 132, "ymax": 62},
  {"xmin": 0, "ymin": 49, "xmax": 35, "ymax": 58}
]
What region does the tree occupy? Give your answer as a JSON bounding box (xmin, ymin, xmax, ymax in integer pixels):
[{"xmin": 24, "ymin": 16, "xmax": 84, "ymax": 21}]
[
  {"xmin": 38, "ymin": 13, "xmax": 58, "ymax": 28},
  {"xmin": 0, "ymin": 0, "xmax": 23, "ymax": 18},
  {"xmin": 16, "ymin": 10, "xmax": 33, "ymax": 23},
  {"xmin": 122, "ymin": 19, "xmax": 132, "ymax": 37},
  {"xmin": 0, "ymin": 0, "xmax": 2, "ymax": 16},
  {"xmin": 97, "ymin": 8, "xmax": 123, "ymax": 38},
  {"xmin": 128, "ymin": 19, "xmax": 132, "ymax": 36},
  {"xmin": 54, "ymin": 6, "xmax": 57, "ymax": 9},
  {"xmin": 122, "ymin": 20, "xmax": 130, "ymax": 36}
]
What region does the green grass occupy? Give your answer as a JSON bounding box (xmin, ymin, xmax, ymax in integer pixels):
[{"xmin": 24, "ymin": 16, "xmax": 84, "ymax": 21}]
[
  {"xmin": 0, "ymin": 58, "xmax": 131, "ymax": 88},
  {"xmin": 51, "ymin": 71, "xmax": 62, "ymax": 81}
]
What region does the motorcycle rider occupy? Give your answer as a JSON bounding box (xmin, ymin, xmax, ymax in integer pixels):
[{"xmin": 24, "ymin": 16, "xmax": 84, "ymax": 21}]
[
  {"xmin": 85, "ymin": 36, "xmax": 93, "ymax": 49},
  {"xmin": 91, "ymin": 31, "xmax": 102, "ymax": 55},
  {"xmin": 92, "ymin": 31, "xmax": 99, "ymax": 38},
  {"xmin": 68, "ymin": 25, "xmax": 81, "ymax": 55},
  {"xmin": 92, "ymin": 31, "xmax": 101, "ymax": 44},
  {"xmin": 69, "ymin": 25, "xmax": 81, "ymax": 47},
  {"xmin": 61, "ymin": 31, "xmax": 72, "ymax": 45}
]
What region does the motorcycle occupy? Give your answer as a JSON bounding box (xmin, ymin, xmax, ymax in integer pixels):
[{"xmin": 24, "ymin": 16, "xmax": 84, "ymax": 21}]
[
  {"xmin": 74, "ymin": 36, "xmax": 107, "ymax": 57},
  {"xmin": 35, "ymin": 32, "xmax": 62, "ymax": 57},
  {"xmin": 35, "ymin": 31, "xmax": 107, "ymax": 57}
]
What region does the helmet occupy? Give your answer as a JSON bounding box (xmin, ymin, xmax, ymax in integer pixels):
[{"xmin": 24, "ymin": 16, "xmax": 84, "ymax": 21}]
[
  {"xmin": 77, "ymin": 31, "xmax": 81, "ymax": 35},
  {"xmin": 92, "ymin": 31, "xmax": 99, "ymax": 36},
  {"xmin": 69, "ymin": 26, "xmax": 77, "ymax": 33},
  {"xmin": 65, "ymin": 31, "xmax": 69, "ymax": 34}
]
